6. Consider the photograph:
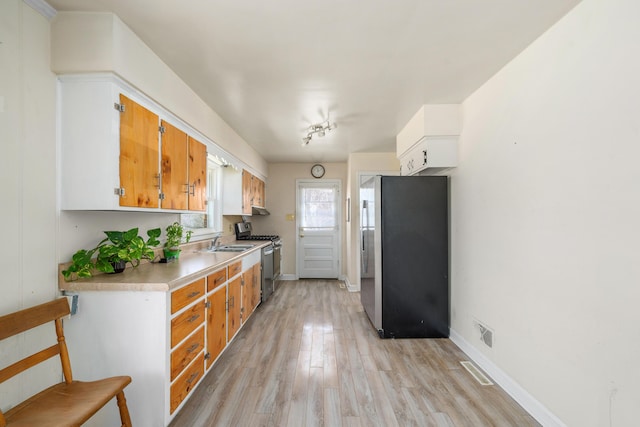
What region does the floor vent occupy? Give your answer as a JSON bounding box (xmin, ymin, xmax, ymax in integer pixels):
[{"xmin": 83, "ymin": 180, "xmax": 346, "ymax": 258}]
[{"xmin": 460, "ymin": 361, "xmax": 493, "ymax": 386}]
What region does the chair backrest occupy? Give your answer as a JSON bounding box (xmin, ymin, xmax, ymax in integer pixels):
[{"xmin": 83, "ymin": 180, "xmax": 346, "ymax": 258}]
[{"xmin": 0, "ymin": 298, "xmax": 74, "ymax": 421}]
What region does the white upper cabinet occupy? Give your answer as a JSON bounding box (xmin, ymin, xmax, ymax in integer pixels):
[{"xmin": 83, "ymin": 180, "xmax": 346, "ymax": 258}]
[
  {"xmin": 59, "ymin": 74, "xmax": 208, "ymax": 212},
  {"xmin": 397, "ymin": 104, "xmax": 461, "ymax": 176}
]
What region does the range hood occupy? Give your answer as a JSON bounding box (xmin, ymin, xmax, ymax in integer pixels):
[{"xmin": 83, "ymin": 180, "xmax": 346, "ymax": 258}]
[{"xmin": 251, "ymin": 206, "xmax": 270, "ymax": 216}]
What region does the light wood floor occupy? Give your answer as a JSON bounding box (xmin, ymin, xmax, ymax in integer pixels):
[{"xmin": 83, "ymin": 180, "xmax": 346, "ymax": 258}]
[{"xmin": 169, "ymin": 280, "xmax": 539, "ymax": 427}]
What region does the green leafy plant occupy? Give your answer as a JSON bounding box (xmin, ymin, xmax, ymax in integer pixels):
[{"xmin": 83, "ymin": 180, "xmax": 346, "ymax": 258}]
[
  {"xmin": 164, "ymin": 222, "xmax": 193, "ymax": 249},
  {"xmin": 62, "ymin": 227, "xmax": 161, "ymax": 281}
]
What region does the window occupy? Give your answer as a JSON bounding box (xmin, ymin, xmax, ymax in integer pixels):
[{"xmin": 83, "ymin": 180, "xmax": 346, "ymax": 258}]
[
  {"xmin": 299, "ymin": 184, "xmax": 338, "ymax": 229},
  {"xmin": 180, "ymin": 155, "xmax": 223, "ymax": 236}
]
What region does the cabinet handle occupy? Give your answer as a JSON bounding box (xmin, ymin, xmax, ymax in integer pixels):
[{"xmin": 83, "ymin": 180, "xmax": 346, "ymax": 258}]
[
  {"xmin": 187, "ymin": 291, "xmax": 200, "ymax": 298},
  {"xmin": 190, "ymin": 184, "xmax": 196, "ymax": 197},
  {"xmin": 187, "ymin": 314, "xmax": 200, "ymax": 323},
  {"xmin": 423, "ymin": 150, "xmax": 428, "ymax": 165},
  {"xmin": 186, "ymin": 343, "xmax": 199, "ymax": 354},
  {"xmin": 183, "ymin": 183, "xmax": 190, "ymax": 194},
  {"xmin": 229, "ymin": 296, "xmax": 234, "ymax": 308},
  {"xmin": 186, "ymin": 372, "xmax": 199, "ymax": 385},
  {"xmin": 154, "ymin": 174, "xmax": 161, "ymax": 189}
]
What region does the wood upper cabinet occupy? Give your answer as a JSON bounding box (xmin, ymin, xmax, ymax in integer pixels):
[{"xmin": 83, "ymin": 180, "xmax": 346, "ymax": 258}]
[
  {"xmin": 160, "ymin": 122, "xmax": 207, "ymax": 211},
  {"xmin": 242, "ymin": 170, "xmax": 253, "ymax": 215},
  {"xmin": 59, "ymin": 76, "xmax": 207, "ymax": 212},
  {"xmin": 161, "ymin": 120, "xmax": 188, "ymax": 210},
  {"xmin": 223, "ymin": 168, "xmax": 266, "ymax": 215},
  {"xmin": 119, "ymin": 94, "xmax": 160, "ymax": 208},
  {"xmin": 188, "ymin": 136, "xmax": 207, "ymax": 211}
]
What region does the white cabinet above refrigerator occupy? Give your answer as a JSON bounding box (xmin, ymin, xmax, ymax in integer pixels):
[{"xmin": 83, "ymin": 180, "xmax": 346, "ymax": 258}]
[{"xmin": 397, "ymin": 104, "xmax": 461, "ymax": 176}]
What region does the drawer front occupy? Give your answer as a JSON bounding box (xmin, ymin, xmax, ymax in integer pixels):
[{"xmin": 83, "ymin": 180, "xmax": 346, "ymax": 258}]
[
  {"xmin": 171, "ymin": 278, "xmax": 205, "ymax": 314},
  {"xmin": 171, "ymin": 302, "xmax": 205, "ymax": 348},
  {"xmin": 171, "ymin": 325, "xmax": 205, "ymax": 381},
  {"xmin": 228, "ymin": 260, "xmax": 242, "ymax": 278},
  {"xmin": 207, "ymin": 268, "xmax": 227, "ymax": 292},
  {"xmin": 170, "ymin": 352, "xmax": 205, "ymax": 414}
]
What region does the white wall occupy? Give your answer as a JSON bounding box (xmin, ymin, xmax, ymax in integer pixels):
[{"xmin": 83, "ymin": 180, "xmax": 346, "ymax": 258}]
[
  {"xmin": 253, "ymin": 163, "xmax": 348, "ymax": 277},
  {"xmin": 0, "ymin": 0, "xmax": 60, "ymax": 412},
  {"xmin": 451, "ymin": 0, "xmax": 640, "ymax": 425}
]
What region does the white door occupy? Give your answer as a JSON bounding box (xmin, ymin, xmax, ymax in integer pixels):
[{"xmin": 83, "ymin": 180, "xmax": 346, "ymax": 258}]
[{"xmin": 296, "ymin": 180, "xmax": 341, "ymax": 278}]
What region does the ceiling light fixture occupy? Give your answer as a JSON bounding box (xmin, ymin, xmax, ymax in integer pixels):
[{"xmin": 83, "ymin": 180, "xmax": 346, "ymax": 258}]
[{"xmin": 301, "ymin": 118, "xmax": 337, "ymax": 146}]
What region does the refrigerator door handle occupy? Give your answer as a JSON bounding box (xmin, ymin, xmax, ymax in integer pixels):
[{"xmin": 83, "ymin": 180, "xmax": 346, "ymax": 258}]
[{"xmin": 361, "ymin": 203, "xmax": 368, "ymax": 273}]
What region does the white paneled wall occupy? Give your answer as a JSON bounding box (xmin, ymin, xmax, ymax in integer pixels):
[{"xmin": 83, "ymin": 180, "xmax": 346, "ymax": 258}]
[{"xmin": 0, "ymin": 0, "xmax": 59, "ymax": 412}]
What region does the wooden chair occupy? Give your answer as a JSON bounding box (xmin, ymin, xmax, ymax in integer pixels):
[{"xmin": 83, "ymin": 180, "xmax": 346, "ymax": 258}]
[{"xmin": 0, "ymin": 298, "xmax": 133, "ymax": 426}]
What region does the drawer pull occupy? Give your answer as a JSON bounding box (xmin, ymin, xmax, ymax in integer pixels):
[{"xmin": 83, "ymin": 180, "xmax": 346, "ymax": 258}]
[
  {"xmin": 187, "ymin": 291, "xmax": 200, "ymax": 298},
  {"xmin": 187, "ymin": 314, "xmax": 201, "ymax": 323},
  {"xmin": 186, "ymin": 343, "xmax": 199, "ymax": 354},
  {"xmin": 186, "ymin": 372, "xmax": 199, "ymax": 385}
]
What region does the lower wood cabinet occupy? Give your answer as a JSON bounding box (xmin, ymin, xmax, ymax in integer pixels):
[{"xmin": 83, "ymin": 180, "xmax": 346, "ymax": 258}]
[
  {"xmin": 61, "ymin": 248, "xmax": 263, "ymax": 427},
  {"xmin": 170, "ymin": 352, "xmax": 205, "ymax": 413},
  {"xmin": 227, "ymin": 275, "xmax": 242, "ymax": 341},
  {"xmin": 206, "ymin": 283, "xmax": 226, "ymax": 369}
]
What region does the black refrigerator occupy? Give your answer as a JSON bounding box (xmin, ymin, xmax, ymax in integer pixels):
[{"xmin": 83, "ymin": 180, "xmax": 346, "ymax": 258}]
[{"xmin": 360, "ymin": 175, "xmax": 449, "ymax": 338}]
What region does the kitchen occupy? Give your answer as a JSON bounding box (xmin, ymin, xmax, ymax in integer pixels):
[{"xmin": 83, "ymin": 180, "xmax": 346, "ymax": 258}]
[{"xmin": 3, "ymin": 0, "xmax": 640, "ymax": 426}]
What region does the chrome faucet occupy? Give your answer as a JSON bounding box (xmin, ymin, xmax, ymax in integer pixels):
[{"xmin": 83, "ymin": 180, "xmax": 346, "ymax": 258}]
[{"xmin": 210, "ymin": 235, "xmax": 221, "ymax": 250}]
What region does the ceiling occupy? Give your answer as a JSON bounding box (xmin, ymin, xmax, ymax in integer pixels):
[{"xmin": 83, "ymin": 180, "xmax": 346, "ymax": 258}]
[{"xmin": 48, "ymin": 0, "xmax": 581, "ymax": 163}]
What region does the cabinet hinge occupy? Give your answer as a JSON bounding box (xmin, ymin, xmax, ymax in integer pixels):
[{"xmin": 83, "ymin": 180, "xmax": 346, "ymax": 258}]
[
  {"xmin": 159, "ymin": 193, "xmax": 165, "ymax": 200},
  {"xmin": 114, "ymin": 187, "xmax": 125, "ymax": 197},
  {"xmin": 241, "ymin": 278, "xmax": 245, "ymax": 286},
  {"xmin": 204, "ymin": 352, "xmax": 211, "ymax": 360},
  {"xmin": 113, "ymin": 103, "xmax": 125, "ymax": 113},
  {"xmin": 159, "ymin": 125, "xmax": 166, "ymax": 134},
  {"xmin": 204, "ymin": 301, "xmax": 211, "ymax": 309}
]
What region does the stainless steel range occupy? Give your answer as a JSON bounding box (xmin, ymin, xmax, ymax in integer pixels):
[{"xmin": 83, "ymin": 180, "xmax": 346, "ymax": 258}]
[{"xmin": 235, "ymin": 222, "xmax": 281, "ymax": 302}]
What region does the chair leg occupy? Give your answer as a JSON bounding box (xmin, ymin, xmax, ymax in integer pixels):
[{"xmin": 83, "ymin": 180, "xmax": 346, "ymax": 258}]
[{"xmin": 116, "ymin": 391, "xmax": 133, "ymax": 427}]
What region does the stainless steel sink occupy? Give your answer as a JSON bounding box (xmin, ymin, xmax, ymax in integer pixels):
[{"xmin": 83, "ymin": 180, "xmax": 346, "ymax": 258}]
[{"xmin": 199, "ymin": 244, "xmax": 255, "ymax": 253}]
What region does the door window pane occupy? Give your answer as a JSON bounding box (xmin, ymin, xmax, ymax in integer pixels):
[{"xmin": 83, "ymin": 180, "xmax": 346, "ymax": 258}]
[{"xmin": 300, "ymin": 186, "xmax": 337, "ymax": 229}]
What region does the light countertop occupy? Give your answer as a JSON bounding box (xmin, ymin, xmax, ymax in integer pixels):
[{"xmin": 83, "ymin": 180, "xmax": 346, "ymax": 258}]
[{"xmin": 58, "ymin": 240, "xmax": 270, "ymax": 292}]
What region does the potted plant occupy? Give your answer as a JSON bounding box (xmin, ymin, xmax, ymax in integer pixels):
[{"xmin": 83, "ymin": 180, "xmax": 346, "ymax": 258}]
[
  {"xmin": 163, "ymin": 222, "xmax": 193, "ymax": 260},
  {"xmin": 62, "ymin": 227, "xmax": 161, "ymax": 281}
]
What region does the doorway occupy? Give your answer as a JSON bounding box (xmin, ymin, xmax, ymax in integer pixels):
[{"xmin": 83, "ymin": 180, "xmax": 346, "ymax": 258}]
[{"xmin": 296, "ymin": 179, "xmax": 341, "ymax": 278}]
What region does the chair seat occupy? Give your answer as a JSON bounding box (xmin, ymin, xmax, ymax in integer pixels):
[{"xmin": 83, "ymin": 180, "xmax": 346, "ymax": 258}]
[{"xmin": 5, "ymin": 376, "xmax": 131, "ymax": 426}]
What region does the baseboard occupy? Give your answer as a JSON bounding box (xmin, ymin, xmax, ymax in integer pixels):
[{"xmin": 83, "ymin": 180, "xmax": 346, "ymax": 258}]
[
  {"xmin": 341, "ymin": 275, "xmax": 358, "ymax": 292},
  {"xmin": 449, "ymin": 329, "xmax": 566, "ymax": 427}
]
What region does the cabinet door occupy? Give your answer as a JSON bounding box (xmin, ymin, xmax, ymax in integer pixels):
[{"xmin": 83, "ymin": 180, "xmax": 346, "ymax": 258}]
[
  {"xmin": 252, "ymin": 263, "xmax": 261, "ymax": 310},
  {"xmin": 206, "ymin": 285, "xmax": 226, "ymax": 368},
  {"xmin": 241, "ymin": 170, "xmax": 252, "ymax": 214},
  {"xmin": 161, "ymin": 120, "xmax": 188, "ymax": 210},
  {"xmin": 228, "ymin": 276, "xmax": 242, "ymax": 340},
  {"xmin": 242, "ymin": 267, "xmax": 253, "ymax": 321},
  {"xmin": 258, "ymin": 179, "xmax": 266, "ymax": 207},
  {"xmin": 188, "ymin": 136, "xmax": 207, "ymax": 211},
  {"xmin": 119, "ymin": 94, "xmax": 160, "ymax": 208}
]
